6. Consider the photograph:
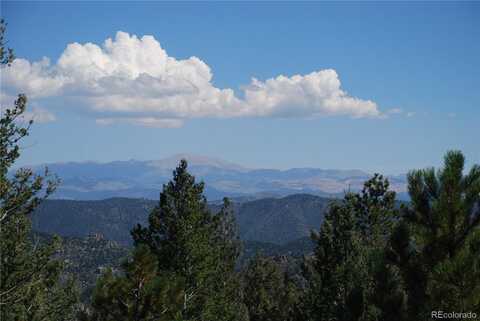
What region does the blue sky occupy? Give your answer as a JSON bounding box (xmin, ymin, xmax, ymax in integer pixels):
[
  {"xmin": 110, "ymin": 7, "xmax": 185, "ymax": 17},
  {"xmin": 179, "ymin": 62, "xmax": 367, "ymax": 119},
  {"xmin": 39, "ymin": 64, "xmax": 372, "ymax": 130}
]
[{"xmin": 1, "ymin": 1, "xmax": 479, "ymax": 174}]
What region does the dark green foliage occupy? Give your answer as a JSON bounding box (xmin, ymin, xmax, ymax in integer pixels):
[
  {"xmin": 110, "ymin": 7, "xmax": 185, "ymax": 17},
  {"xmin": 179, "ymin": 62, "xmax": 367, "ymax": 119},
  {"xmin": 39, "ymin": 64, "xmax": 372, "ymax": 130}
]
[
  {"xmin": 348, "ymin": 174, "xmax": 397, "ymax": 246},
  {"xmin": 0, "ymin": 22, "xmax": 78, "ymax": 320},
  {"xmin": 303, "ymin": 152, "xmax": 480, "ymax": 321},
  {"xmin": 84, "ymin": 245, "xmax": 184, "ymax": 321},
  {"xmin": 304, "ymin": 174, "xmax": 404, "ymax": 321},
  {"xmin": 131, "ymin": 160, "xmax": 219, "ymax": 273},
  {"xmin": 131, "ymin": 160, "xmax": 222, "ymax": 318},
  {"xmin": 387, "ymin": 151, "xmax": 480, "ymax": 318},
  {"xmin": 304, "ymin": 200, "xmax": 367, "ymax": 321},
  {"xmin": 243, "ymin": 255, "xmax": 301, "ymax": 321},
  {"xmin": 200, "ymin": 198, "xmax": 249, "ymax": 321},
  {"xmin": 369, "ymin": 259, "xmax": 407, "ymax": 321}
]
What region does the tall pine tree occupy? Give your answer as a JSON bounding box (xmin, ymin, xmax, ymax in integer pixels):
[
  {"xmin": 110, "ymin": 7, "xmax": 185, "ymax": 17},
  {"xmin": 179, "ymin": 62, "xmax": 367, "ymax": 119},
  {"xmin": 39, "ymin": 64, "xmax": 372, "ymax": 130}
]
[
  {"xmin": 387, "ymin": 151, "xmax": 480, "ymax": 318},
  {"xmin": 303, "ymin": 174, "xmax": 405, "ymax": 321},
  {"xmin": 131, "ymin": 160, "xmax": 248, "ymax": 321}
]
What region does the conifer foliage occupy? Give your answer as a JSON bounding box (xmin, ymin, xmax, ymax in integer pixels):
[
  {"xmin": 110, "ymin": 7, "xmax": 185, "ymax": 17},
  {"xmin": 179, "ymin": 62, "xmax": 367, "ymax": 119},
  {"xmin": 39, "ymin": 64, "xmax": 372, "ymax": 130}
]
[
  {"xmin": 303, "ymin": 174, "xmax": 401, "ymax": 321},
  {"xmin": 85, "ymin": 245, "xmax": 184, "ymax": 321},
  {"xmin": 243, "ymin": 254, "xmax": 301, "ymax": 321},
  {"xmin": 303, "ymin": 154, "xmax": 480, "ymax": 321},
  {"xmin": 387, "ymin": 151, "xmax": 480, "ymax": 318}
]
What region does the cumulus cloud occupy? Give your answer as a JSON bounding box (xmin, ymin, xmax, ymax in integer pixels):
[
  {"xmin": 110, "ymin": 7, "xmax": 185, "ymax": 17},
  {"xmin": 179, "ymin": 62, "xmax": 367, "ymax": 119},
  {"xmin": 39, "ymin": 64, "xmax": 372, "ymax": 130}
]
[{"xmin": 1, "ymin": 31, "xmax": 382, "ymax": 127}]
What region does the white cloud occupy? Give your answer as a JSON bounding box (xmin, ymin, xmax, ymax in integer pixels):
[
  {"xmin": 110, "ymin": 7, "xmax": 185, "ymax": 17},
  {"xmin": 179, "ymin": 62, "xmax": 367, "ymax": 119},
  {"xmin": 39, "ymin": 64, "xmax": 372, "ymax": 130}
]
[
  {"xmin": 1, "ymin": 57, "xmax": 67, "ymax": 98},
  {"xmin": 1, "ymin": 31, "xmax": 382, "ymax": 127}
]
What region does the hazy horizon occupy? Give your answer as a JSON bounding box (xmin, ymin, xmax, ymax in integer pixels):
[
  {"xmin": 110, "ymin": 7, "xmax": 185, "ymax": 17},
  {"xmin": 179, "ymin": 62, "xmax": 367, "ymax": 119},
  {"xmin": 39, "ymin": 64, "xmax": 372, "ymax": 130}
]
[{"xmin": 16, "ymin": 152, "xmax": 424, "ymax": 176}]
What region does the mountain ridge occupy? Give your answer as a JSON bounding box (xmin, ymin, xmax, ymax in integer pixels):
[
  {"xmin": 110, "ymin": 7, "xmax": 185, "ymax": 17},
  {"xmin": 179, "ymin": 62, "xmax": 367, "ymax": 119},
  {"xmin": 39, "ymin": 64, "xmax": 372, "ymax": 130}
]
[
  {"xmin": 21, "ymin": 154, "xmax": 407, "ymax": 201},
  {"xmin": 32, "ymin": 194, "xmax": 330, "ymax": 245}
]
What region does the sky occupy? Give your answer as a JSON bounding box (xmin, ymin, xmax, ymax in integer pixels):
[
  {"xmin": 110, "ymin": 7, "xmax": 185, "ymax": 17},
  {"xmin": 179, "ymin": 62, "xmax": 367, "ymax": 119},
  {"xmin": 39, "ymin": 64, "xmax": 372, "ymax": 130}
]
[{"xmin": 1, "ymin": 1, "xmax": 479, "ymax": 174}]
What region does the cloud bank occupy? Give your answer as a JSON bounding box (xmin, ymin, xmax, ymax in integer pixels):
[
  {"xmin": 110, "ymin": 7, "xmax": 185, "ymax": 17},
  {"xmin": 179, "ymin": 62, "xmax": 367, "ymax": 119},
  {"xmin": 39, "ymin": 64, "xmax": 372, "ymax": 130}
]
[{"xmin": 1, "ymin": 31, "xmax": 381, "ymax": 127}]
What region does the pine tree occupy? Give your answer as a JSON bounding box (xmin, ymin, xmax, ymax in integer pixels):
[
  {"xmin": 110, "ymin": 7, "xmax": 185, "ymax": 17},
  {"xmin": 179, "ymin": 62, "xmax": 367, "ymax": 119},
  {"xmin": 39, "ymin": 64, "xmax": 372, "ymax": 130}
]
[
  {"xmin": 85, "ymin": 245, "xmax": 184, "ymax": 321},
  {"xmin": 349, "ymin": 174, "xmax": 397, "ymax": 247},
  {"xmin": 131, "ymin": 160, "xmax": 248, "ymax": 321},
  {"xmin": 387, "ymin": 151, "xmax": 480, "ymax": 318},
  {"xmin": 243, "ymin": 254, "xmax": 301, "ymax": 321},
  {"xmin": 0, "ymin": 19, "xmax": 78, "ymax": 320},
  {"xmin": 303, "ymin": 199, "xmax": 367, "ymax": 321},
  {"xmin": 304, "ymin": 174, "xmax": 404, "ymax": 321},
  {"xmin": 201, "ymin": 198, "xmax": 249, "ymax": 321},
  {"xmin": 350, "ymin": 174, "xmax": 407, "ymax": 321}
]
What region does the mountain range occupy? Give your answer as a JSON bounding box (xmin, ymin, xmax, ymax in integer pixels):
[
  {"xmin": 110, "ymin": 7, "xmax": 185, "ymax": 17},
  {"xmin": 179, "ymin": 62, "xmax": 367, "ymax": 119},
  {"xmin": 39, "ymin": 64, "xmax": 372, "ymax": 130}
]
[
  {"xmin": 32, "ymin": 194, "xmax": 329, "ymax": 245},
  {"xmin": 25, "ymin": 153, "xmax": 408, "ymax": 201}
]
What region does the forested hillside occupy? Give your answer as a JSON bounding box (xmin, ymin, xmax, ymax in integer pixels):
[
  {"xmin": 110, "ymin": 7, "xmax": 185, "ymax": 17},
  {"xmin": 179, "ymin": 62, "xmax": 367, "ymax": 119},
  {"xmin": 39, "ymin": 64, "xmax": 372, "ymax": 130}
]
[
  {"xmin": 34, "ymin": 232, "xmax": 315, "ymax": 302},
  {"xmin": 32, "ymin": 194, "xmax": 329, "ymax": 245},
  {"xmin": 34, "ymin": 232, "xmax": 129, "ymax": 302}
]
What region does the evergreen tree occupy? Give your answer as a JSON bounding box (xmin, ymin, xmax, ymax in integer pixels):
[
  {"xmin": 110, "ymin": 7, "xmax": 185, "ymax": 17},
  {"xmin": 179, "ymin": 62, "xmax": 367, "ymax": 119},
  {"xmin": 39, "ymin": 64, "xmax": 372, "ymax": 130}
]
[
  {"xmin": 350, "ymin": 174, "xmax": 408, "ymax": 321},
  {"xmin": 304, "ymin": 174, "xmax": 405, "ymax": 321},
  {"xmin": 85, "ymin": 245, "xmax": 184, "ymax": 321},
  {"xmin": 349, "ymin": 174, "xmax": 397, "ymax": 247},
  {"xmin": 0, "ymin": 19, "xmax": 78, "ymax": 320},
  {"xmin": 387, "ymin": 151, "xmax": 480, "ymax": 318},
  {"xmin": 243, "ymin": 254, "xmax": 301, "ymax": 321},
  {"xmin": 131, "ymin": 160, "xmax": 248, "ymax": 321},
  {"xmin": 201, "ymin": 198, "xmax": 249, "ymax": 321},
  {"xmin": 303, "ymin": 198, "xmax": 367, "ymax": 321}
]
